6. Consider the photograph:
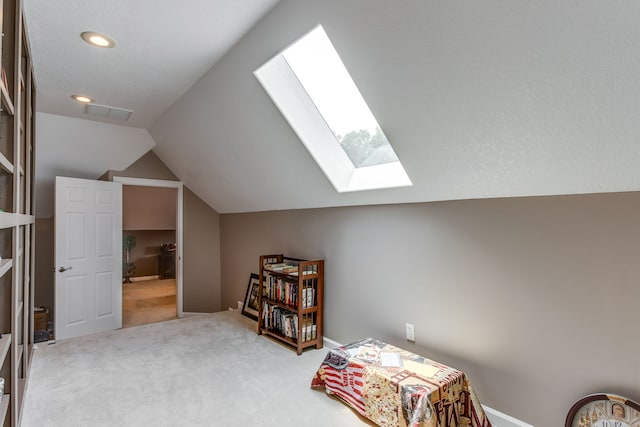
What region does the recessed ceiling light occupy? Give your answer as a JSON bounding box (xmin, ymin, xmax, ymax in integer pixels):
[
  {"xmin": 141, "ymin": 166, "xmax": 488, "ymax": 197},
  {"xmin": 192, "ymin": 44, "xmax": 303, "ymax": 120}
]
[
  {"xmin": 80, "ymin": 31, "xmax": 116, "ymax": 48},
  {"xmin": 71, "ymin": 94, "xmax": 95, "ymax": 103}
]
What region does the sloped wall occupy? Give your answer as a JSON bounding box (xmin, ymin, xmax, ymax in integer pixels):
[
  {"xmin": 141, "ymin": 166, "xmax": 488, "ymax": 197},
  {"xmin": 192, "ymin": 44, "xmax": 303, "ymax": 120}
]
[
  {"xmin": 151, "ymin": 0, "xmax": 640, "ymax": 214},
  {"xmin": 35, "ymin": 112, "xmax": 156, "ymax": 218}
]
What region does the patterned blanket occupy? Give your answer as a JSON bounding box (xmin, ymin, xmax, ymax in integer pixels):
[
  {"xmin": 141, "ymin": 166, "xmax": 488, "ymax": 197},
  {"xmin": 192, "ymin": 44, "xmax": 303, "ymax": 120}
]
[{"xmin": 311, "ymin": 338, "xmax": 492, "ymax": 427}]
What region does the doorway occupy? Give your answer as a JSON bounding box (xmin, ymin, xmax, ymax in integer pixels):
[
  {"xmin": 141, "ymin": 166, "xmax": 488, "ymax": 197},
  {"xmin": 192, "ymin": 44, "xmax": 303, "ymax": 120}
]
[{"xmin": 113, "ymin": 177, "xmax": 184, "ymax": 327}]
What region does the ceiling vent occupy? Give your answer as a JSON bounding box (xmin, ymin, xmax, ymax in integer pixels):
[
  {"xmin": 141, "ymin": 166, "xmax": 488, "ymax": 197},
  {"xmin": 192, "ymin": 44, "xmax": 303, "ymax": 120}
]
[{"xmin": 84, "ymin": 103, "xmax": 133, "ymax": 121}]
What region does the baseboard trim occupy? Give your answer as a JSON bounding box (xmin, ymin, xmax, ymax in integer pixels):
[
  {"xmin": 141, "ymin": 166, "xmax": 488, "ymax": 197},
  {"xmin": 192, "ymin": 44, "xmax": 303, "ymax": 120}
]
[
  {"xmin": 321, "ymin": 336, "xmax": 531, "ymax": 427},
  {"xmin": 181, "ymin": 312, "xmax": 209, "ymax": 318},
  {"xmin": 129, "ymin": 275, "xmax": 161, "ymax": 282},
  {"xmin": 323, "ymin": 336, "xmax": 343, "ymax": 349},
  {"xmin": 482, "ymin": 405, "xmax": 534, "ymax": 427}
]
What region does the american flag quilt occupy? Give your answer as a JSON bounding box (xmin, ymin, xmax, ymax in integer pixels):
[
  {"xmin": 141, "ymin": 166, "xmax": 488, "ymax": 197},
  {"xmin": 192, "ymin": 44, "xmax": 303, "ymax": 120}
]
[{"xmin": 311, "ymin": 338, "xmax": 492, "ymax": 427}]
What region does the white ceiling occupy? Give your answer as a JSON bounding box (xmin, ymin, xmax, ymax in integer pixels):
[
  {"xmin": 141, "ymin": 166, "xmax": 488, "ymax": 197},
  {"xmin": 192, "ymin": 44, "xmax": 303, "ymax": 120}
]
[{"xmin": 23, "ymin": 0, "xmax": 281, "ymax": 128}]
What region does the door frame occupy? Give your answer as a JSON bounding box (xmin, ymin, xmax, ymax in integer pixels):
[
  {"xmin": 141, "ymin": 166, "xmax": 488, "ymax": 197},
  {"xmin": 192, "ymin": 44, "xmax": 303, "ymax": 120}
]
[{"xmin": 113, "ymin": 176, "xmax": 184, "ymax": 318}]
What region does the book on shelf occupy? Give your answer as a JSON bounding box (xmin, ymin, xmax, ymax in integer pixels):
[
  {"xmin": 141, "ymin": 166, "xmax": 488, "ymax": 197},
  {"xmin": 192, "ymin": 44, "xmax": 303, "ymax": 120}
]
[
  {"xmin": 264, "ymin": 262, "xmax": 299, "ymax": 273},
  {"xmin": 266, "ymin": 276, "xmax": 299, "ymax": 307},
  {"xmin": 302, "ymin": 287, "xmax": 316, "ymax": 308},
  {"xmin": 266, "ymin": 262, "xmax": 287, "ymax": 271},
  {"xmin": 307, "ymin": 287, "xmax": 315, "ymax": 307},
  {"xmin": 299, "ymin": 317, "xmax": 317, "ymax": 342},
  {"xmin": 262, "ymin": 302, "xmax": 300, "ymax": 340}
]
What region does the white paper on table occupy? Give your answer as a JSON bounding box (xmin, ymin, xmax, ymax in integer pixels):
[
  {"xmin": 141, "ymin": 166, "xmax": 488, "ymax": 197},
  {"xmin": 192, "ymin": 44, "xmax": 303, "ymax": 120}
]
[
  {"xmin": 404, "ymin": 360, "xmax": 440, "ymax": 378},
  {"xmin": 380, "ymin": 352, "xmax": 403, "ymax": 367}
]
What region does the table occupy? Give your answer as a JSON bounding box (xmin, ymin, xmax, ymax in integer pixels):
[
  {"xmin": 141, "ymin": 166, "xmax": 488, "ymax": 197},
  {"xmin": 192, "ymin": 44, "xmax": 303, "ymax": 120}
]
[{"xmin": 311, "ymin": 338, "xmax": 492, "ymax": 427}]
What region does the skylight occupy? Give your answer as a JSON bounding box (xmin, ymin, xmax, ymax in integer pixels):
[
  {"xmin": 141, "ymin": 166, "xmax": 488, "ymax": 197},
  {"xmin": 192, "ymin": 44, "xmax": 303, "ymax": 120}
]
[{"xmin": 255, "ymin": 25, "xmax": 412, "ymax": 192}]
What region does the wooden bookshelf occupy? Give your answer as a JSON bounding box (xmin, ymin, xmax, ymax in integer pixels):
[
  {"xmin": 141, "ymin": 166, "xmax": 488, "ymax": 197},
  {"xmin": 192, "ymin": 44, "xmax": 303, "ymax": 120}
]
[
  {"xmin": 258, "ymin": 254, "xmax": 324, "ymax": 355},
  {"xmin": 0, "ymin": 1, "xmax": 36, "ymax": 425}
]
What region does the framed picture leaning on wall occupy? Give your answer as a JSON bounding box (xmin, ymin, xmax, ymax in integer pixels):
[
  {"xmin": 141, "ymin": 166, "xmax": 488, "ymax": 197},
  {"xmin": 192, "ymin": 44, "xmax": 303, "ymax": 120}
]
[{"xmin": 242, "ymin": 273, "xmax": 262, "ymax": 321}]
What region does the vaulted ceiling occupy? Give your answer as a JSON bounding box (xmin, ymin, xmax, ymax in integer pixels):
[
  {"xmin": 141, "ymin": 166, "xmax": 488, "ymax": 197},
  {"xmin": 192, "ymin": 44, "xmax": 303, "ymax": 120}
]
[
  {"xmin": 25, "ymin": 1, "xmax": 640, "ymax": 215},
  {"xmin": 24, "ymin": 0, "xmax": 280, "ymax": 128},
  {"xmin": 24, "ymin": 0, "xmax": 280, "ymax": 216}
]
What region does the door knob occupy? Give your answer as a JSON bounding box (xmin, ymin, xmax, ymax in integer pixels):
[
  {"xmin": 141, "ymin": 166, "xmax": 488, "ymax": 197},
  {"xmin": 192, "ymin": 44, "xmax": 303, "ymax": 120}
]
[{"xmin": 58, "ymin": 266, "xmax": 73, "ymax": 273}]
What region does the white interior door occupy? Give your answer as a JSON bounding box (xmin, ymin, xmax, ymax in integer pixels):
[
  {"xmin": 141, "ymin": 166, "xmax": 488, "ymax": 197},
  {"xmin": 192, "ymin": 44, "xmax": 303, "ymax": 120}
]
[{"xmin": 55, "ymin": 176, "xmax": 123, "ymax": 340}]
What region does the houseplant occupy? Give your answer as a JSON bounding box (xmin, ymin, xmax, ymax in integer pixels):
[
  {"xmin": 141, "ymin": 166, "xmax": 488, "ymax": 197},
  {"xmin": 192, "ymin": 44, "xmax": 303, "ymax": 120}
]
[{"xmin": 123, "ymin": 235, "xmax": 137, "ymax": 283}]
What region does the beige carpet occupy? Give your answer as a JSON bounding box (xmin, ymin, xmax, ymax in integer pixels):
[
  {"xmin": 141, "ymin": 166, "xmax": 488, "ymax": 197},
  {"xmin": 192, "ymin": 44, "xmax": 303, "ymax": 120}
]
[
  {"xmin": 122, "ymin": 279, "xmax": 177, "ymax": 328},
  {"xmin": 22, "ymin": 310, "xmax": 369, "ymax": 426}
]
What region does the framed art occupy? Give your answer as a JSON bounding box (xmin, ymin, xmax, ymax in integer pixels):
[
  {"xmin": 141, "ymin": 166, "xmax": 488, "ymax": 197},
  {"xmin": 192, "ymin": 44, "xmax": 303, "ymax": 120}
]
[
  {"xmin": 242, "ymin": 273, "xmax": 262, "ymax": 321},
  {"xmin": 565, "ymin": 393, "xmax": 640, "ymax": 427}
]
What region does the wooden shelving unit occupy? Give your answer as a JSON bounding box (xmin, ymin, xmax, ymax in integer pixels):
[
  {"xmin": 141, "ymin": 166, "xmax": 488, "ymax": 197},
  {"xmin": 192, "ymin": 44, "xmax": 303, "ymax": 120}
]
[
  {"xmin": 0, "ymin": 260, "xmax": 12, "ymax": 278},
  {"xmin": 258, "ymin": 254, "xmax": 324, "ymax": 355},
  {"xmin": 0, "ymin": 79, "xmax": 14, "ymax": 116},
  {"xmin": 0, "ymin": 0, "xmax": 36, "ymax": 425},
  {"xmin": 0, "ymin": 335, "xmax": 10, "ymax": 365},
  {"xmin": 0, "ymin": 396, "xmax": 9, "ymax": 426}
]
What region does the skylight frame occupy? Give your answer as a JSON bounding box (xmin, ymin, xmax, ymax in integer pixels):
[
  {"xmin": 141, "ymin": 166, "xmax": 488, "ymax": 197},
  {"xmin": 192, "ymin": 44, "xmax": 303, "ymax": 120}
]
[{"xmin": 254, "ymin": 25, "xmax": 412, "ymax": 193}]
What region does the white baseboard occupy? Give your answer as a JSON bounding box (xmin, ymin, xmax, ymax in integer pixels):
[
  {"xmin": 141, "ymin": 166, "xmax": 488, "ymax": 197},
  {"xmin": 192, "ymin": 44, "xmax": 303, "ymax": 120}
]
[
  {"xmin": 129, "ymin": 275, "xmax": 161, "ymax": 282},
  {"xmin": 181, "ymin": 312, "xmax": 209, "ymax": 317},
  {"xmin": 321, "ymin": 336, "xmax": 532, "ymax": 427},
  {"xmin": 323, "ymin": 336, "xmax": 343, "ymax": 349},
  {"xmin": 482, "ymin": 405, "xmax": 534, "ymax": 427}
]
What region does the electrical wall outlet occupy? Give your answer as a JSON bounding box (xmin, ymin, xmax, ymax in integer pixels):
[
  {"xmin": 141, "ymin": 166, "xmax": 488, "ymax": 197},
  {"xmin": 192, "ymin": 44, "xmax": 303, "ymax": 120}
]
[
  {"xmin": 406, "ymin": 323, "xmax": 415, "ymax": 342},
  {"xmin": 238, "ymin": 301, "xmax": 243, "ymax": 310}
]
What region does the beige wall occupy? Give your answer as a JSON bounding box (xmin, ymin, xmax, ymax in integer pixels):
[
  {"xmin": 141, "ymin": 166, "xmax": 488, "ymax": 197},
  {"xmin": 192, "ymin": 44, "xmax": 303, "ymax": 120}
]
[
  {"xmin": 35, "ymin": 150, "xmax": 222, "ymax": 315},
  {"xmin": 34, "ymin": 218, "xmax": 54, "ymax": 314},
  {"xmin": 123, "ymin": 186, "xmax": 177, "ymax": 230},
  {"xmin": 183, "ymin": 187, "xmax": 221, "ymax": 312},
  {"xmin": 102, "ymin": 150, "xmax": 178, "ymax": 181},
  {"xmin": 220, "ymin": 191, "xmax": 640, "ymax": 426}
]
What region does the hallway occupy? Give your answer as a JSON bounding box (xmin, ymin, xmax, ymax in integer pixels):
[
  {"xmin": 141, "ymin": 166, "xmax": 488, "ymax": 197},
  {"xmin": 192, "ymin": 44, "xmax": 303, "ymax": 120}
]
[{"xmin": 122, "ymin": 279, "xmax": 177, "ymax": 328}]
